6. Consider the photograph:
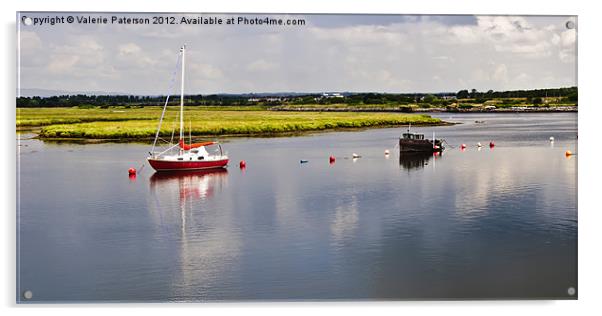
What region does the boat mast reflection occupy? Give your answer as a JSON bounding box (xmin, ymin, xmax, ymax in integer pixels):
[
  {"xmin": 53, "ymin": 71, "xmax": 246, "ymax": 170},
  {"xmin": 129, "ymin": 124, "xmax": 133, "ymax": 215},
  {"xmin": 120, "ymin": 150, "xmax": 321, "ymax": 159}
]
[
  {"xmin": 398, "ymin": 152, "xmax": 441, "ymax": 171},
  {"xmin": 149, "ymin": 169, "xmax": 228, "ymax": 234}
]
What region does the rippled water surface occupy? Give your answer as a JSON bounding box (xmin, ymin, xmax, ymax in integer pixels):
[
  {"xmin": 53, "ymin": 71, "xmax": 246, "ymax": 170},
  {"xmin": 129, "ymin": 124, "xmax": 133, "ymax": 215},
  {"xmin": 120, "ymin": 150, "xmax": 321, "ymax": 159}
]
[{"xmin": 17, "ymin": 113, "xmax": 577, "ymax": 302}]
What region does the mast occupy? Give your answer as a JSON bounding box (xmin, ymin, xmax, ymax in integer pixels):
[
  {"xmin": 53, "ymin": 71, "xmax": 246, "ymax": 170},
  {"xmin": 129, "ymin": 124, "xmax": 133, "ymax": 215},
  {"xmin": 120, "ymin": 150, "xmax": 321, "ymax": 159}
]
[{"xmin": 180, "ymin": 45, "xmax": 186, "ymax": 145}]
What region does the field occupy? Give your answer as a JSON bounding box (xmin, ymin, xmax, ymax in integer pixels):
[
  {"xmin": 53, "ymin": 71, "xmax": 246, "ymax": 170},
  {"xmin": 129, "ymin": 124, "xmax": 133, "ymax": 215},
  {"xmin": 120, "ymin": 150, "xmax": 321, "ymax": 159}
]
[{"xmin": 17, "ymin": 107, "xmax": 443, "ymax": 139}]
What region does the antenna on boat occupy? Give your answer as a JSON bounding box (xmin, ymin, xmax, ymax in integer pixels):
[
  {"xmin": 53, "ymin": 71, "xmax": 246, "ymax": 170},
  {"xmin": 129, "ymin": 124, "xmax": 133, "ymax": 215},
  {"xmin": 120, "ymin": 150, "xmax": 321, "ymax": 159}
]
[
  {"xmin": 408, "ymin": 123, "xmax": 411, "ymax": 133},
  {"xmin": 433, "ymin": 131, "xmax": 435, "ymax": 149}
]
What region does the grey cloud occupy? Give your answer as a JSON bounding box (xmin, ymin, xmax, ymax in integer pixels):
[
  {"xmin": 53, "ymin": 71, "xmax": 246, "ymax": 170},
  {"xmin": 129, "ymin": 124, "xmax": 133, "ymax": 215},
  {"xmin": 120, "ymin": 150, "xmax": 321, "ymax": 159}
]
[{"xmin": 18, "ymin": 13, "xmax": 576, "ymax": 95}]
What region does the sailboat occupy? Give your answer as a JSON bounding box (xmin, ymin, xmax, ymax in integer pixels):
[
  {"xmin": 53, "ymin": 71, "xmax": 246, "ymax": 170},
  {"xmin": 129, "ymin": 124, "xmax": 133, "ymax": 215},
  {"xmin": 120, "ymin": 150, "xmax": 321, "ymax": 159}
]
[{"xmin": 147, "ymin": 45, "xmax": 229, "ymax": 171}]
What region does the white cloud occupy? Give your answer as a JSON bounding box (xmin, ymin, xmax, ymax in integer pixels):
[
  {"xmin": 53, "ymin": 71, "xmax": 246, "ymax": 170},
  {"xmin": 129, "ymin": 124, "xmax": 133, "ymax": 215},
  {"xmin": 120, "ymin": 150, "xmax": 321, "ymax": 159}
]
[
  {"xmin": 18, "ymin": 14, "xmax": 577, "ymax": 94},
  {"xmin": 19, "ymin": 31, "xmax": 42, "ymax": 54},
  {"xmin": 189, "ymin": 63, "xmax": 223, "ymax": 80},
  {"xmin": 47, "ymin": 55, "xmax": 80, "ymax": 73},
  {"xmin": 246, "ymin": 59, "xmax": 278, "ymax": 72},
  {"xmin": 492, "ymin": 64, "xmax": 509, "ymax": 83},
  {"xmin": 118, "ymin": 43, "xmax": 142, "ymax": 56}
]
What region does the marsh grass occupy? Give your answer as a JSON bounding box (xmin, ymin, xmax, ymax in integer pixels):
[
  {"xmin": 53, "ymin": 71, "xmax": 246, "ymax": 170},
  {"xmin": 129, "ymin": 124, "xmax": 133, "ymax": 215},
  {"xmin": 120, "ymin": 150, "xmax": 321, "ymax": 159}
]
[{"xmin": 17, "ymin": 106, "xmax": 443, "ymax": 139}]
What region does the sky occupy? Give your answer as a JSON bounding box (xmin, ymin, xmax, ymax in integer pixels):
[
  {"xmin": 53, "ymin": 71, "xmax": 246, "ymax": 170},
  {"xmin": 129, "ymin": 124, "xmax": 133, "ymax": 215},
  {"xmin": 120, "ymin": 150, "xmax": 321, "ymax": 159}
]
[{"xmin": 17, "ymin": 13, "xmax": 577, "ymax": 95}]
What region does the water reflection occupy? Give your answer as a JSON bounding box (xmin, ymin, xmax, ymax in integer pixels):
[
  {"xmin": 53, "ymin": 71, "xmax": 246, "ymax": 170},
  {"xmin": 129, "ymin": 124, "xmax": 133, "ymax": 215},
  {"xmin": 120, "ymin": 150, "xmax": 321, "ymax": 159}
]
[
  {"xmin": 17, "ymin": 113, "xmax": 577, "ymax": 301},
  {"xmin": 149, "ymin": 169, "xmax": 238, "ymax": 299},
  {"xmin": 398, "ymin": 152, "xmax": 440, "ymax": 170},
  {"xmin": 149, "ymin": 169, "xmax": 228, "ymax": 234}
]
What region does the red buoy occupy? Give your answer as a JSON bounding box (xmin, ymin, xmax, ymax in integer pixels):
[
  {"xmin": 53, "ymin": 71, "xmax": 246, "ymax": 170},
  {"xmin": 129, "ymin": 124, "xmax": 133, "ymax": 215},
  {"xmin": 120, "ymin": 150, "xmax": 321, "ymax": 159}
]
[
  {"xmin": 128, "ymin": 168, "xmax": 136, "ymax": 175},
  {"xmin": 460, "ymin": 144, "xmax": 467, "ymax": 149},
  {"xmin": 329, "ymin": 155, "xmax": 336, "ymax": 163},
  {"xmin": 489, "ymin": 141, "xmax": 495, "ymax": 148},
  {"xmin": 239, "ymin": 160, "xmax": 246, "ymax": 168}
]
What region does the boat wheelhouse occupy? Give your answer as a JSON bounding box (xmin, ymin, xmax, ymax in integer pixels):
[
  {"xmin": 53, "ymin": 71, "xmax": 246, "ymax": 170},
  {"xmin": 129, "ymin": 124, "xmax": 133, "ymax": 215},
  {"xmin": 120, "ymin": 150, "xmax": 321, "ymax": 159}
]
[{"xmin": 399, "ymin": 126, "xmax": 444, "ymax": 153}]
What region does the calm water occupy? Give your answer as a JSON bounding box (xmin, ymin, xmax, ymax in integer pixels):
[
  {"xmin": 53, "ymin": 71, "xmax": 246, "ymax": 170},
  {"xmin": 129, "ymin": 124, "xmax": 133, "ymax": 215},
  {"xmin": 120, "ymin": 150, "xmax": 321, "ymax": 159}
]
[{"xmin": 17, "ymin": 113, "xmax": 577, "ymax": 302}]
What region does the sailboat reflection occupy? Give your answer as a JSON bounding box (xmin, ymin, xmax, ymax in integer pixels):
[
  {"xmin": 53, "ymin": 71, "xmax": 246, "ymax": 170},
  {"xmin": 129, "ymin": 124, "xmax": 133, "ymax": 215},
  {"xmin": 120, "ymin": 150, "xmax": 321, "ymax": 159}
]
[
  {"xmin": 149, "ymin": 169, "xmax": 228, "ymax": 234},
  {"xmin": 398, "ymin": 151, "xmax": 441, "ymax": 170},
  {"xmin": 150, "ymin": 169, "xmax": 228, "ymax": 200}
]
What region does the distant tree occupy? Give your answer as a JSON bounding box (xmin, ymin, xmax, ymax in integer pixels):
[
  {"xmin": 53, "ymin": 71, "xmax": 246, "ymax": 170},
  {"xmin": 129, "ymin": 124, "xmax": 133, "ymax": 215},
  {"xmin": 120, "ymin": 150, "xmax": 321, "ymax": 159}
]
[
  {"xmin": 422, "ymin": 94, "xmax": 437, "ymax": 103},
  {"xmin": 470, "ymin": 89, "xmax": 478, "ymax": 98},
  {"xmin": 531, "ymin": 97, "xmax": 543, "ymax": 105},
  {"xmin": 456, "ymin": 90, "xmax": 469, "ymax": 99}
]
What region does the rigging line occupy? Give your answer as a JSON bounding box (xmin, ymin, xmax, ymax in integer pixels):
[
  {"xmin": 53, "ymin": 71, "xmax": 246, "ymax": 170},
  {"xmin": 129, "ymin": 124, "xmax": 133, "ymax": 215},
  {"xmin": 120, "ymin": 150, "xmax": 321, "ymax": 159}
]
[
  {"xmin": 150, "ymin": 51, "xmax": 182, "ymax": 155},
  {"xmin": 170, "ymin": 110, "xmax": 179, "ymax": 145},
  {"xmin": 441, "ymin": 139, "xmax": 457, "ymax": 149}
]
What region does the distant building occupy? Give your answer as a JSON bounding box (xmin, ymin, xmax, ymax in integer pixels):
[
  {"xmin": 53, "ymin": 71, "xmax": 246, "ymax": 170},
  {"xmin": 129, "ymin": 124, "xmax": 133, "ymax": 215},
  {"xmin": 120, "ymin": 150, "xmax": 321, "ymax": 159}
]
[
  {"xmin": 321, "ymin": 92, "xmax": 344, "ymax": 98},
  {"xmin": 247, "ymin": 97, "xmax": 282, "ymax": 102}
]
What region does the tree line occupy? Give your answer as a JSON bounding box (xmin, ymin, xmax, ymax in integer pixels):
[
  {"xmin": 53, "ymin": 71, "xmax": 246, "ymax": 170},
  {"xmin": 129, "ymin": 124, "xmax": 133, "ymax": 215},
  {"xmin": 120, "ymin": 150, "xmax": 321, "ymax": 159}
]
[{"xmin": 16, "ymin": 87, "xmax": 577, "ymax": 108}]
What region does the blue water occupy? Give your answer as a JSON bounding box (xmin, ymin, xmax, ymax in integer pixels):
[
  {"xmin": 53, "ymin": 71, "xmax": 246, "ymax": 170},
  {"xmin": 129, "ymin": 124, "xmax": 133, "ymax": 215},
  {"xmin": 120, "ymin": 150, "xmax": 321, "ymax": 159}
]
[{"xmin": 17, "ymin": 112, "xmax": 577, "ymax": 302}]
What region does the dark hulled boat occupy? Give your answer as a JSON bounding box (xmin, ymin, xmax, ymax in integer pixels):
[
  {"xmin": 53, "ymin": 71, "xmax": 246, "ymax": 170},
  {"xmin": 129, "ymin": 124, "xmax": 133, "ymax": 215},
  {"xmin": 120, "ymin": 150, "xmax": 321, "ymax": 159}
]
[{"xmin": 399, "ymin": 127, "xmax": 444, "ymax": 153}]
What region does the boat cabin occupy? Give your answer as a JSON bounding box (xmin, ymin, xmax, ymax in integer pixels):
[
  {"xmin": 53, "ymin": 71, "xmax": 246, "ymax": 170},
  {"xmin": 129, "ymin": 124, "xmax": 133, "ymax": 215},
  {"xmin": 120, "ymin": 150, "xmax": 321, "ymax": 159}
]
[{"xmin": 401, "ymin": 132, "xmax": 425, "ymax": 140}]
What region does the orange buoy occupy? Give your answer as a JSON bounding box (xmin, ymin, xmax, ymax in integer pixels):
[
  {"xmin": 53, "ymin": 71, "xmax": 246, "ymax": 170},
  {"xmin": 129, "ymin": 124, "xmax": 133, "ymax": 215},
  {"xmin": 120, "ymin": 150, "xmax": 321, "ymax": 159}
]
[
  {"xmin": 239, "ymin": 160, "xmax": 246, "ymax": 168},
  {"xmin": 565, "ymin": 150, "xmax": 573, "ymax": 156},
  {"xmin": 128, "ymin": 168, "xmax": 136, "ymax": 175},
  {"xmin": 329, "ymin": 155, "xmax": 336, "ymax": 163}
]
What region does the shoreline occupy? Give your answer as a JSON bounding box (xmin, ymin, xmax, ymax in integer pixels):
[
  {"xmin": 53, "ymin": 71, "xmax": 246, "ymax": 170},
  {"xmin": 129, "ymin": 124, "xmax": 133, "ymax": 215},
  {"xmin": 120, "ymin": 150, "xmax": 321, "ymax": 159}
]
[
  {"xmin": 272, "ymin": 106, "xmax": 578, "ymax": 113},
  {"xmin": 17, "ymin": 107, "xmax": 575, "ymax": 143},
  {"xmin": 22, "ymin": 121, "xmax": 453, "ymax": 144}
]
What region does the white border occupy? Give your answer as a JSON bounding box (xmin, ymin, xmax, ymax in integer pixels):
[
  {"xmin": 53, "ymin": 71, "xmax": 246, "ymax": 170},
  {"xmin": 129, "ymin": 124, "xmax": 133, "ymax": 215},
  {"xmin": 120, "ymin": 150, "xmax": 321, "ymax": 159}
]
[{"xmin": 4, "ymin": 0, "xmax": 601, "ymax": 315}]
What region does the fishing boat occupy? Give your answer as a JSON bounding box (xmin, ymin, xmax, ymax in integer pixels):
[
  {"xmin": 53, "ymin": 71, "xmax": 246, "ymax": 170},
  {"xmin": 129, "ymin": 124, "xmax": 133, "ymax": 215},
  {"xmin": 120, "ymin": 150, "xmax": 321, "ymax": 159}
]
[
  {"xmin": 399, "ymin": 125, "xmax": 444, "ymax": 153},
  {"xmin": 147, "ymin": 45, "xmax": 229, "ymax": 171}
]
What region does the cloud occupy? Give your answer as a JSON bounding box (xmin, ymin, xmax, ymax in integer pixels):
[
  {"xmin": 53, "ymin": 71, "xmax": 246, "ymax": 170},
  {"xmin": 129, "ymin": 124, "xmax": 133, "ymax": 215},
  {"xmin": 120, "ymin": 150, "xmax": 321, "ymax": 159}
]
[
  {"xmin": 118, "ymin": 43, "xmax": 142, "ymax": 56},
  {"xmin": 246, "ymin": 59, "xmax": 278, "ymax": 72},
  {"xmin": 492, "ymin": 64, "xmax": 509, "ymax": 83},
  {"xmin": 18, "ymin": 14, "xmax": 577, "ymax": 94},
  {"xmin": 19, "ymin": 31, "xmax": 42, "ymax": 54},
  {"xmin": 47, "ymin": 55, "xmax": 80, "ymax": 73}
]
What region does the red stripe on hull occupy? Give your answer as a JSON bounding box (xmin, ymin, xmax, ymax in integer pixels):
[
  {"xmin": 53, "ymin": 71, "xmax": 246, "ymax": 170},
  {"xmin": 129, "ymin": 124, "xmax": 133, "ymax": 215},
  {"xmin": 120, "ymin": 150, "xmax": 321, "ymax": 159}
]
[{"xmin": 148, "ymin": 158, "xmax": 229, "ymax": 171}]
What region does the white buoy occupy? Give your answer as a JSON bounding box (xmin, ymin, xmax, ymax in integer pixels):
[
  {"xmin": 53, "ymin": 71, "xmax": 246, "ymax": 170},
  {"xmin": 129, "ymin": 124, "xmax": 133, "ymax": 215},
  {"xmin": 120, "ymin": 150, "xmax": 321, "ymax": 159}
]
[
  {"xmin": 352, "ymin": 153, "xmax": 360, "ymax": 158},
  {"xmin": 549, "ymin": 137, "xmax": 555, "ymax": 142},
  {"xmin": 477, "ymin": 142, "xmax": 482, "ymax": 147},
  {"xmin": 384, "ymin": 149, "xmax": 390, "ymax": 155}
]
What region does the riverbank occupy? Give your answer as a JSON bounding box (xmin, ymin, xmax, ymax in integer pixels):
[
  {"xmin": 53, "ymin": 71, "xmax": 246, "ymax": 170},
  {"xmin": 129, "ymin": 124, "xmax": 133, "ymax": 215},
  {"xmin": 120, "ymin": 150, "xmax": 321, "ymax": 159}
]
[
  {"xmin": 272, "ymin": 104, "xmax": 578, "ymax": 113},
  {"xmin": 17, "ymin": 107, "xmax": 445, "ymax": 140}
]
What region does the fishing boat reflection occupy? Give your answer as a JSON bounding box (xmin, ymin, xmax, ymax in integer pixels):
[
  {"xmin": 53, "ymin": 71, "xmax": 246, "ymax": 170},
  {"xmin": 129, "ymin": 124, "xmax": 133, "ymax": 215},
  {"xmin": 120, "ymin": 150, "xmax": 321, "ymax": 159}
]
[{"xmin": 398, "ymin": 151, "xmax": 441, "ymax": 170}]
